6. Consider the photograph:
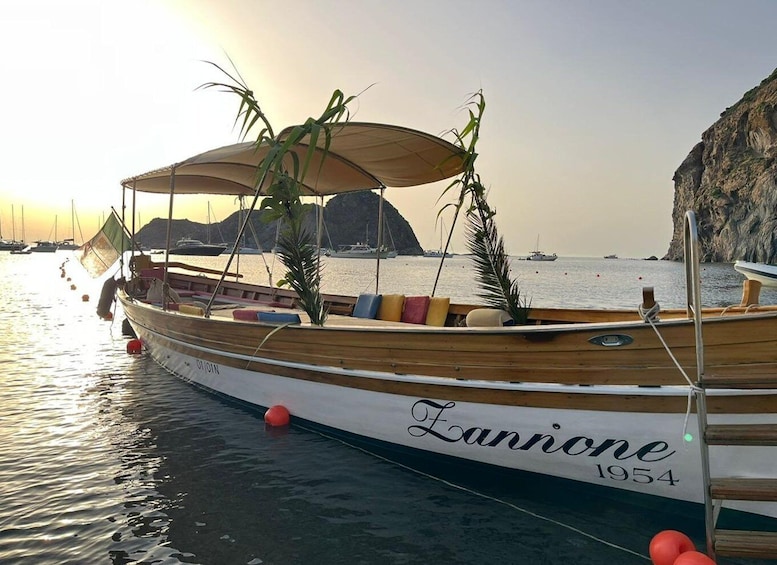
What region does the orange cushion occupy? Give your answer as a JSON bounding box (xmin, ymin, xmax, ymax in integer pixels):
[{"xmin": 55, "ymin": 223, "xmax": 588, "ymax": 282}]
[
  {"xmin": 425, "ymin": 297, "xmax": 450, "ymax": 326},
  {"xmin": 377, "ymin": 294, "xmax": 404, "ymax": 322},
  {"xmin": 401, "ymin": 296, "xmax": 430, "ymax": 324}
]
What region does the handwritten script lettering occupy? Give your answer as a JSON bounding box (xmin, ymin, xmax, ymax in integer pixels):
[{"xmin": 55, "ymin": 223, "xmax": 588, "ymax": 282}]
[{"xmin": 408, "ymin": 399, "xmax": 674, "ymax": 462}]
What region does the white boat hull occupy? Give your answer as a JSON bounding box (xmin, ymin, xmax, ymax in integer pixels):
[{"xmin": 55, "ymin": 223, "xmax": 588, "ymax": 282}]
[
  {"xmin": 133, "ymin": 319, "xmax": 777, "ymax": 519},
  {"xmin": 734, "ymin": 260, "xmax": 777, "ymax": 288}
]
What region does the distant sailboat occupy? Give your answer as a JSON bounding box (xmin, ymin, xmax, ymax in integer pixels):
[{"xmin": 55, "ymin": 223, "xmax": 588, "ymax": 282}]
[
  {"xmin": 10, "ymin": 206, "xmax": 31, "ymax": 254},
  {"xmin": 2, "ymin": 205, "xmax": 27, "ymax": 252},
  {"xmin": 526, "ymin": 235, "xmax": 557, "ymax": 261},
  {"xmin": 424, "ymin": 218, "xmax": 453, "ymax": 258},
  {"xmin": 58, "ymin": 200, "xmax": 80, "ymax": 250}
]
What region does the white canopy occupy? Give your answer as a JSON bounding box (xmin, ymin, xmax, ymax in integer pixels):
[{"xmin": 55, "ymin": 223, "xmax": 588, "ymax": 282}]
[{"xmin": 121, "ymin": 122, "xmax": 466, "ymax": 196}]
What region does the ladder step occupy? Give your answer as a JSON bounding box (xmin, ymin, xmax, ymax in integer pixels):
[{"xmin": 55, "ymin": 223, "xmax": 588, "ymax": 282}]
[
  {"xmin": 705, "ymin": 424, "xmax": 777, "ymax": 445},
  {"xmin": 702, "ymin": 375, "xmax": 777, "ymax": 389},
  {"xmin": 715, "ymin": 529, "xmax": 777, "ymax": 558},
  {"xmin": 710, "ymin": 478, "xmax": 777, "ymax": 501}
]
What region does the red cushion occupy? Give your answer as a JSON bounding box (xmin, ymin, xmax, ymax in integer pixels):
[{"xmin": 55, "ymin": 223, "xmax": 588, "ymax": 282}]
[
  {"xmin": 232, "ymin": 309, "xmax": 261, "ymax": 321},
  {"xmin": 401, "ymin": 296, "xmax": 431, "ymax": 324}
]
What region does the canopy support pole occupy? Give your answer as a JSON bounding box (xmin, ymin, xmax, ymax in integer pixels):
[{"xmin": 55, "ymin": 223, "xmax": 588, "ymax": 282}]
[
  {"xmin": 432, "ymin": 197, "xmax": 463, "ymax": 296},
  {"xmin": 375, "ymin": 187, "xmax": 385, "ymax": 294},
  {"xmin": 120, "ymin": 184, "xmax": 127, "ymax": 276},
  {"xmin": 204, "ymin": 169, "xmax": 271, "ymax": 317},
  {"xmin": 317, "ymin": 195, "xmax": 324, "ymax": 272},
  {"xmin": 162, "ymin": 166, "xmax": 176, "ymax": 311}
]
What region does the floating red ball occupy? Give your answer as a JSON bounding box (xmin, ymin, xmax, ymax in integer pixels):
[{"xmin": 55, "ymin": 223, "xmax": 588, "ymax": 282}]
[
  {"xmin": 673, "ymin": 551, "xmax": 716, "ymax": 565},
  {"xmin": 649, "ymin": 530, "xmax": 695, "ymax": 565},
  {"xmin": 126, "ymin": 339, "xmax": 142, "ymax": 355},
  {"xmin": 264, "ymin": 405, "xmax": 290, "ymax": 427},
  {"xmin": 82, "ymin": 294, "xmax": 89, "ymax": 302}
]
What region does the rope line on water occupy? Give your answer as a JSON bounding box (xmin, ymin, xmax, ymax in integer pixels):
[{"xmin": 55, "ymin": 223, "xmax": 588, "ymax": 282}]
[{"xmin": 295, "ymin": 423, "xmax": 651, "ymax": 562}]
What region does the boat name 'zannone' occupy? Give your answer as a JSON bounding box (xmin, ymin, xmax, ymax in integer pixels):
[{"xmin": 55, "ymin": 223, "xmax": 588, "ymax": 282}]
[{"xmin": 407, "ymin": 400, "xmax": 675, "ymax": 462}]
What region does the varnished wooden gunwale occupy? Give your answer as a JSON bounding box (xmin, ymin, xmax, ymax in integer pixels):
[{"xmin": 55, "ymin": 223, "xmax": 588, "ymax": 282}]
[
  {"xmin": 122, "ymin": 296, "xmax": 777, "ymax": 414},
  {"xmin": 123, "ymin": 293, "xmax": 777, "ymax": 387}
]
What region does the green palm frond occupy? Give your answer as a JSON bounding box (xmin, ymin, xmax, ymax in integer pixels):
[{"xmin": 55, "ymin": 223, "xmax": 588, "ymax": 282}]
[
  {"xmin": 443, "ymin": 90, "xmax": 530, "ymax": 324},
  {"xmin": 203, "ymin": 61, "xmax": 360, "ymax": 326},
  {"xmin": 465, "ymin": 195, "xmax": 528, "ymax": 323}
]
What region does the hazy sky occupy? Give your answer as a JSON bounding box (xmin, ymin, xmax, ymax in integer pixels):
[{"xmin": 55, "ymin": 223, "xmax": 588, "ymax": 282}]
[{"xmin": 0, "ymin": 0, "xmax": 775, "ymax": 257}]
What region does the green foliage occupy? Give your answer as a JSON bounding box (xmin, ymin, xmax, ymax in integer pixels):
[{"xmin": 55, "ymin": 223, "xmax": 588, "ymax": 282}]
[
  {"xmin": 201, "ymin": 60, "xmax": 357, "ymax": 325},
  {"xmin": 441, "ymin": 91, "xmax": 529, "ymax": 324}
]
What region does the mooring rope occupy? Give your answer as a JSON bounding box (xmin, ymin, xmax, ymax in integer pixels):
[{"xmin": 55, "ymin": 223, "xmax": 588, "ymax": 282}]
[
  {"xmin": 295, "ymin": 422, "xmax": 651, "ymax": 561},
  {"xmin": 638, "ymin": 301, "xmax": 701, "ymax": 442}
]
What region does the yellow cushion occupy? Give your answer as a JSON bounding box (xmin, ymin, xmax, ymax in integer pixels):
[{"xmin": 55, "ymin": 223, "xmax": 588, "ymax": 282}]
[
  {"xmin": 377, "ymin": 294, "xmax": 405, "ymax": 322},
  {"xmin": 425, "ymin": 297, "xmax": 450, "ymax": 326},
  {"xmin": 179, "ymin": 303, "xmax": 204, "ymax": 316}
]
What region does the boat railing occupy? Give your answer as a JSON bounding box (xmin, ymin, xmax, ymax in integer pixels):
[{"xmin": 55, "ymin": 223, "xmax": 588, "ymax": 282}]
[
  {"xmin": 684, "ymin": 211, "xmax": 715, "ymax": 557},
  {"xmin": 684, "ymin": 210, "xmax": 777, "ymax": 561}
]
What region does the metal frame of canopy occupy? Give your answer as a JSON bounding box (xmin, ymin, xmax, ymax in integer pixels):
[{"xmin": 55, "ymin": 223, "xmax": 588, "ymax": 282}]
[{"xmin": 120, "ymin": 122, "xmax": 466, "ymax": 315}]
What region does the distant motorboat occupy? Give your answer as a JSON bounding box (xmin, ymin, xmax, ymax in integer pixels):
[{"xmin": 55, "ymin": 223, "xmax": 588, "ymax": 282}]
[
  {"xmin": 57, "ymin": 238, "xmax": 80, "ymax": 251},
  {"xmin": 423, "ymin": 249, "xmax": 452, "ymax": 258},
  {"xmin": 604, "ymin": 254, "xmax": 618, "ymax": 259},
  {"xmin": 329, "ymin": 243, "xmax": 394, "ymax": 259},
  {"xmin": 31, "ymin": 240, "xmax": 59, "ymax": 253},
  {"xmin": 10, "ymin": 244, "xmax": 31, "ymax": 255},
  {"xmin": 733, "ymin": 260, "xmax": 777, "ymax": 287},
  {"xmin": 170, "ymin": 238, "xmax": 226, "ymax": 256},
  {"xmin": 222, "ymin": 243, "xmax": 263, "ymax": 255}
]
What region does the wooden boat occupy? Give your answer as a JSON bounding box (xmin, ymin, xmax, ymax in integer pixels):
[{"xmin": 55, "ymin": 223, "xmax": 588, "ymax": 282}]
[
  {"xmin": 113, "ymin": 123, "xmax": 777, "ymax": 553},
  {"xmin": 734, "ymin": 260, "xmax": 777, "ymax": 288}
]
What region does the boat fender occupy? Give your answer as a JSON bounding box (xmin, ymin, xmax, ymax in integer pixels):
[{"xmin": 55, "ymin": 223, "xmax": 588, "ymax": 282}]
[
  {"xmin": 264, "ymin": 405, "xmax": 290, "ymax": 427},
  {"xmin": 126, "ymin": 339, "xmax": 143, "ymax": 355},
  {"xmin": 97, "ymin": 277, "xmax": 118, "ymax": 319},
  {"xmin": 673, "ymin": 551, "xmax": 716, "ymax": 565},
  {"xmin": 648, "ymin": 530, "xmax": 695, "ymax": 565},
  {"xmin": 121, "ymin": 318, "xmax": 137, "ymax": 338}
]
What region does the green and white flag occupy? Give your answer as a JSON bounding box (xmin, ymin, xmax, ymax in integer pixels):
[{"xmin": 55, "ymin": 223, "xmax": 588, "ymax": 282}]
[{"xmin": 75, "ymin": 210, "xmax": 131, "ymax": 278}]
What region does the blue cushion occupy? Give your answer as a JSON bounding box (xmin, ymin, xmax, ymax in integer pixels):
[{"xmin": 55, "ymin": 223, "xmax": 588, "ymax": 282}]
[
  {"xmin": 352, "ymin": 293, "xmax": 382, "ymax": 319},
  {"xmin": 257, "ymin": 311, "xmax": 301, "ymax": 324}
]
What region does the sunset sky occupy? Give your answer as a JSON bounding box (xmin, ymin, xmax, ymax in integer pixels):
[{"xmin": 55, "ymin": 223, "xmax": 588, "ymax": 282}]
[{"xmin": 1, "ymin": 0, "xmax": 775, "ymax": 257}]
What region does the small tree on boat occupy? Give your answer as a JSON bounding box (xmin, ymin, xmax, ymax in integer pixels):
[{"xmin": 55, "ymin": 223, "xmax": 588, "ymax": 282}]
[
  {"xmin": 442, "ymin": 91, "xmax": 529, "ymax": 324},
  {"xmin": 201, "ymin": 63, "xmax": 359, "ymax": 325}
]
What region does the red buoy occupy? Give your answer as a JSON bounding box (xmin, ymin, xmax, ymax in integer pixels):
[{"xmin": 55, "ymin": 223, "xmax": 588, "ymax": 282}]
[
  {"xmin": 126, "ymin": 339, "xmax": 142, "ymax": 354},
  {"xmin": 649, "ymin": 530, "xmax": 695, "ymax": 565},
  {"xmin": 264, "ymin": 405, "xmax": 290, "ymax": 427},
  {"xmin": 70, "ymin": 284, "xmax": 77, "ymax": 290},
  {"xmin": 82, "ymin": 294, "xmax": 90, "ymax": 302},
  {"xmin": 673, "ymin": 551, "xmax": 716, "ymax": 565}
]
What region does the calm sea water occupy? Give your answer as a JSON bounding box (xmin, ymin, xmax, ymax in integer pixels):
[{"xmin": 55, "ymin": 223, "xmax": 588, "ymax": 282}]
[{"xmin": 0, "ymin": 252, "xmax": 772, "ymax": 565}]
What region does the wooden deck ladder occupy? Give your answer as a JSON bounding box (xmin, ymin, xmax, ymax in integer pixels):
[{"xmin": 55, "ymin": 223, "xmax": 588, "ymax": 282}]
[{"xmin": 684, "ymin": 211, "xmax": 777, "ymax": 561}]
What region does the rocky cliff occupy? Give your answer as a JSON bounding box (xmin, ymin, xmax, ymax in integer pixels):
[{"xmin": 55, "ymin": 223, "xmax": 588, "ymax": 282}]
[
  {"xmin": 666, "ymin": 68, "xmax": 777, "ymax": 261},
  {"xmin": 135, "ymin": 191, "xmax": 423, "ymax": 255}
]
